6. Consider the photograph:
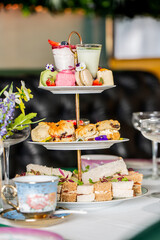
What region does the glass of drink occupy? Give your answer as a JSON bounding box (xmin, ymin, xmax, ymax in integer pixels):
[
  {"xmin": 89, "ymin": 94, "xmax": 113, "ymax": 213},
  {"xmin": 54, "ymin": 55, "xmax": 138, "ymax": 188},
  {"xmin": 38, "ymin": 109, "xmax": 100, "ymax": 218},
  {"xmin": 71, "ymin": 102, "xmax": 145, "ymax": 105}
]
[
  {"xmin": 76, "ymin": 44, "xmax": 102, "ymax": 78},
  {"xmin": 141, "ymin": 118, "xmax": 160, "ymax": 142},
  {"xmin": 140, "ymin": 118, "xmax": 160, "ymax": 197},
  {"xmin": 132, "ymin": 111, "xmax": 160, "ymax": 179}
]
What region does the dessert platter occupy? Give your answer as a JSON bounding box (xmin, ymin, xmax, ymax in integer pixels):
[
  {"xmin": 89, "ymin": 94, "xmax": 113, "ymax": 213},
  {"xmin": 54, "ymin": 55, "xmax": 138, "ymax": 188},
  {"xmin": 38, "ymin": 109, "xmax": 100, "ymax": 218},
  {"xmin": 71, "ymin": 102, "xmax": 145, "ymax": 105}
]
[
  {"xmin": 39, "ymin": 85, "xmax": 116, "ymax": 94},
  {"xmin": 27, "ymin": 31, "xmax": 146, "ymax": 210},
  {"xmin": 29, "ymin": 138, "xmax": 128, "ymax": 150},
  {"xmin": 39, "ymin": 32, "xmax": 115, "ymax": 94}
]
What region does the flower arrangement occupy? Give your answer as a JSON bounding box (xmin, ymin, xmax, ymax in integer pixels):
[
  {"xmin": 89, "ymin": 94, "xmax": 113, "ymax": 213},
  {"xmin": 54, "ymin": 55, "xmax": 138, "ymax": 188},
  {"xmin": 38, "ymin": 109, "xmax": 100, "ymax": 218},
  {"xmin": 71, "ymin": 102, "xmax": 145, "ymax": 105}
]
[{"xmin": 0, "ymin": 81, "xmax": 43, "ymax": 140}]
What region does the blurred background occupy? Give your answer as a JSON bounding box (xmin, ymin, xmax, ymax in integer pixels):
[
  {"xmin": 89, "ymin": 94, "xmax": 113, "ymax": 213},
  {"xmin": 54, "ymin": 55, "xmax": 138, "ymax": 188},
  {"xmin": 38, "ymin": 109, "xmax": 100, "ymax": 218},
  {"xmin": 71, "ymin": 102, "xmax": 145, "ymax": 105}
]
[
  {"xmin": 1, "ymin": 0, "xmax": 160, "ymax": 77},
  {"xmin": 0, "ymin": 0, "xmax": 160, "ymax": 176}
]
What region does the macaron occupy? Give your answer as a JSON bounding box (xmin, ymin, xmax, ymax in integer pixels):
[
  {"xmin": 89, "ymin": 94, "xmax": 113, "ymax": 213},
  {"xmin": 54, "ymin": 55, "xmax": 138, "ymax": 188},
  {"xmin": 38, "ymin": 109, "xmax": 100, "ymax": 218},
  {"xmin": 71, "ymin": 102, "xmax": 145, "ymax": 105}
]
[{"xmin": 75, "ymin": 69, "xmax": 93, "ymax": 86}]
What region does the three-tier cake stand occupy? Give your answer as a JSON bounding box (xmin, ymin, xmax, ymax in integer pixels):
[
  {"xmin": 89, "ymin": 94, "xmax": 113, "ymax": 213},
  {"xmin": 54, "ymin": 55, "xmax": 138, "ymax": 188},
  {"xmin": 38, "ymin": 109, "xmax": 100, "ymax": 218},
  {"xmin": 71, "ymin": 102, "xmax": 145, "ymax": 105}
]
[{"xmin": 31, "ymin": 31, "xmax": 128, "ymax": 182}]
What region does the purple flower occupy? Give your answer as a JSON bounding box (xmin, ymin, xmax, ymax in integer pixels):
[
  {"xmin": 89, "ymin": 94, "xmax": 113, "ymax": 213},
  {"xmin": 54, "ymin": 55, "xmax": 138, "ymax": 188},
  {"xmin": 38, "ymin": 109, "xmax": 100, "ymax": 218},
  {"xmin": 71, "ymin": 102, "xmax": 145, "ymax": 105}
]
[{"xmin": 95, "ymin": 135, "xmax": 108, "ymax": 141}]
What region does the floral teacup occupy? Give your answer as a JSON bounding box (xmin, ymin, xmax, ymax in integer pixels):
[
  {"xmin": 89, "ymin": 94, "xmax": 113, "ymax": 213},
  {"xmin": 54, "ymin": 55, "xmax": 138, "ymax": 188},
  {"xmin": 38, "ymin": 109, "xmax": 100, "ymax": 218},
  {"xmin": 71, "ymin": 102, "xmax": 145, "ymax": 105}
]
[{"xmin": 1, "ymin": 175, "xmax": 58, "ymax": 217}]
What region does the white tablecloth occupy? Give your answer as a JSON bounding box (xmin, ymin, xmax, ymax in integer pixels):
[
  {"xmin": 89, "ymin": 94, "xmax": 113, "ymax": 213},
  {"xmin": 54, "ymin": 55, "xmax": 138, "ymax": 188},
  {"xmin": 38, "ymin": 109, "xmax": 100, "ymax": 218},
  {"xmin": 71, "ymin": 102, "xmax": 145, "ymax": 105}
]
[{"xmin": 0, "ymin": 179, "xmax": 160, "ymax": 240}]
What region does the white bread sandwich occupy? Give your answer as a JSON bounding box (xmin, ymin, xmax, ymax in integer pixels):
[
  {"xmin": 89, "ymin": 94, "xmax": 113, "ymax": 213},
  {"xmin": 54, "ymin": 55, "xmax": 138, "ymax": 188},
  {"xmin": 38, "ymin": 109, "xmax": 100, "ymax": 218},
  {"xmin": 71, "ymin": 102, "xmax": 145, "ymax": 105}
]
[
  {"xmin": 94, "ymin": 182, "xmax": 112, "ymax": 201},
  {"xmin": 77, "ymin": 184, "xmax": 95, "ymax": 202},
  {"xmin": 26, "ymin": 164, "xmax": 72, "ymax": 178},
  {"xmin": 123, "ymin": 170, "xmax": 143, "ymax": 195},
  {"xmin": 111, "ymin": 181, "xmax": 134, "ymax": 198},
  {"xmin": 57, "ymin": 185, "xmax": 62, "ymax": 201},
  {"xmin": 82, "ymin": 159, "xmax": 128, "ymax": 184},
  {"xmin": 76, "ymin": 124, "xmax": 98, "ymax": 141}
]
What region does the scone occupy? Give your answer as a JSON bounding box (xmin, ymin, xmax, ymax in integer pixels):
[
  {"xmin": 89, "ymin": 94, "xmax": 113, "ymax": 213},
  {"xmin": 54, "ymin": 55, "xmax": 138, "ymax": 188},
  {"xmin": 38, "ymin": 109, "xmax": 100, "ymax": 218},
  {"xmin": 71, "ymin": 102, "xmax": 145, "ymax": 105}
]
[
  {"xmin": 76, "ymin": 124, "xmax": 98, "ymax": 141},
  {"xmin": 49, "ymin": 120, "xmax": 76, "ymax": 142},
  {"xmin": 31, "ymin": 122, "xmax": 52, "ymax": 142},
  {"xmin": 96, "ymin": 120, "xmax": 120, "ymax": 140}
]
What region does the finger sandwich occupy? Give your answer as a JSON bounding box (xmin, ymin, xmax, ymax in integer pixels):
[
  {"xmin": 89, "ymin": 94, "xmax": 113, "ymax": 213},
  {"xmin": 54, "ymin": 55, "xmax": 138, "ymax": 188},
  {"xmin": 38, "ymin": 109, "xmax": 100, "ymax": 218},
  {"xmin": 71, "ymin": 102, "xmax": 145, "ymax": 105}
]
[
  {"xmin": 111, "ymin": 181, "xmax": 134, "ymax": 198},
  {"xmin": 82, "ymin": 159, "xmax": 128, "ymax": 184},
  {"xmin": 26, "ymin": 164, "xmax": 72, "ymax": 178},
  {"xmin": 61, "ymin": 181, "xmax": 77, "ymax": 202},
  {"xmin": 123, "ymin": 170, "xmax": 143, "ymax": 195},
  {"xmin": 94, "ymin": 182, "xmax": 112, "ymax": 201},
  {"xmin": 77, "ymin": 184, "xmax": 95, "ymax": 202}
]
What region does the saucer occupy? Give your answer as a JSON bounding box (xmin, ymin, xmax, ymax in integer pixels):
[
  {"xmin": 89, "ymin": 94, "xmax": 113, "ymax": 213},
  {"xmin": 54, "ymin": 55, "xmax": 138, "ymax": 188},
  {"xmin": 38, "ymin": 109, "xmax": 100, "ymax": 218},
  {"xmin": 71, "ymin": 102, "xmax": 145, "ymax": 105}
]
[{"xmin": 1, "ymin": 208, "xmax": 71, "ymax": 228}]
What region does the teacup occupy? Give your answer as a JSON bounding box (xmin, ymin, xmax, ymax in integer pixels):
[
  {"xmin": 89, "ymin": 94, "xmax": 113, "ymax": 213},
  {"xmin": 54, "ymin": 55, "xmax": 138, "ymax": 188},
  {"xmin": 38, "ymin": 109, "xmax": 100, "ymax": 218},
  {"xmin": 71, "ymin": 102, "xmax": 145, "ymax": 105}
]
[{"xmin": 1, "ymin": 175, "xmax": 58, "ymax": 217}]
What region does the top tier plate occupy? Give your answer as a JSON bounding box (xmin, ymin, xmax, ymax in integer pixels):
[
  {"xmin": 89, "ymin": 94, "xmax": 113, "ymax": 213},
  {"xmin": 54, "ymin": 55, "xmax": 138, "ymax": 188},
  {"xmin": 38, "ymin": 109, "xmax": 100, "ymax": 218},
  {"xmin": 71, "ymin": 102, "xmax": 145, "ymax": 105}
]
[{"xmin": 39, "ymin": 85, "xmax": 116, "ymax": 94}]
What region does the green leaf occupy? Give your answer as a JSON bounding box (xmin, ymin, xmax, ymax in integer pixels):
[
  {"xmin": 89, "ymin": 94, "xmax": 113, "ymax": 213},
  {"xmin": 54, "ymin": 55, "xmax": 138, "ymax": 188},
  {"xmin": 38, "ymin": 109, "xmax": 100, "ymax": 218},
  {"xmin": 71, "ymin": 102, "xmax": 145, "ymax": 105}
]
[
  {"xmin": 70, "ymin": 177, "xmax": 84, "ymax": 185},
  {"xmin": 0, "ymin": 85, "xmax": 8, "ymax": 96},
  {"xmin": 77, "ymin": 180, "xmax": 84, "ymax": 185},
  {"xmin": 121, "ymin": 177, "xmax": 129, "ymax": 181},
  {"xmin": 10, "ymin": 113, "xmax": 37, "ymax": 130},
  {"xmin": 89, "ymin": 178, "xmax": 96, "ymax": 184},
  {"xmin": 99, "ymin": 77, "xmax": 104, "ymax": 84},
  {"xmin": 106, "ymin": 176, "xmax": 113, "ymax": 179},
  {"xmin": 110, "ymin": 179, "xmax": 118, "ymax": 182},
  {"xmin": 73, "ymin": 169, "xmax": 78, "ymax": 174},
  {"xmin": 84, "ymin": 165, "xmax": 90, "ymax": 172}
]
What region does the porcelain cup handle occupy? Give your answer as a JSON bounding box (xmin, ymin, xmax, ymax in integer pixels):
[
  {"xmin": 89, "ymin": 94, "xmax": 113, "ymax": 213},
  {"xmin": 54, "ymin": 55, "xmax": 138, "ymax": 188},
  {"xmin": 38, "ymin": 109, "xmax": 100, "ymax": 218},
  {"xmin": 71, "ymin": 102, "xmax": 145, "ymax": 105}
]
[{"xmin": 1, "ymin": 185, "xmax": 19, "ymax": 211}]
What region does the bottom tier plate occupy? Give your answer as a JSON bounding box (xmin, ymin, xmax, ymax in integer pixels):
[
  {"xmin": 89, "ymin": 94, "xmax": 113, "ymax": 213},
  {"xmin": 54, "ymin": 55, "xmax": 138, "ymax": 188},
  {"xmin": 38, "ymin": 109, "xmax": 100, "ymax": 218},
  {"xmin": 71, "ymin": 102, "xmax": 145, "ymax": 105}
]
[
  {"xmin": 28, "ymin": 138, "xmax": 129, "ymax": 150},
  {"xmin": 57, "ymin": 187, "xmax": 148, "ymax": 210}
]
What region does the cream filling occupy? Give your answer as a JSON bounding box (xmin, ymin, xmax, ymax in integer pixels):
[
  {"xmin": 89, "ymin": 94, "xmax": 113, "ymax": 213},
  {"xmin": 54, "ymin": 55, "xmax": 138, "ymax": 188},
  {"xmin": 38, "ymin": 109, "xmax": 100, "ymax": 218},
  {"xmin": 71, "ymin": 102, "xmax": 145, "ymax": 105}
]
[
  {"xmin": 99, "ymin": 129, "xmax": 118, "ymax": 135},
  {"xmin": 95, "ymin": 190, "xmax": 108, "ymax": 194}
]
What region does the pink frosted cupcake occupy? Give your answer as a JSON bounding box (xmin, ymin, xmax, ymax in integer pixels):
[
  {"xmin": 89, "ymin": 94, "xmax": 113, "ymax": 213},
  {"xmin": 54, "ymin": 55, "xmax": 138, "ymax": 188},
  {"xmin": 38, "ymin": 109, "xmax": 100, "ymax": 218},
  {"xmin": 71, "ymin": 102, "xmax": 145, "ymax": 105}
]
[{"xmin": 55, "ymin": 69, "xmax": 76, "ymax": 86}]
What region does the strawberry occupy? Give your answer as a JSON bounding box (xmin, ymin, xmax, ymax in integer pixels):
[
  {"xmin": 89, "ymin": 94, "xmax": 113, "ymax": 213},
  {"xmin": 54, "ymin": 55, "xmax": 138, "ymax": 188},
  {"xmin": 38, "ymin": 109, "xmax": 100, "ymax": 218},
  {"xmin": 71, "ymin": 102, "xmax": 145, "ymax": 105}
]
[
  {"xmin": 93, "ymin": 78, "xmax": 104, "ymax": 86},
  {"xmin": 48, "ymin": 39, "xmax": 60, "ymax": 47},
  {"xmin": 46, "ymin": 79, "xmax": 56, "ymax": 86}
]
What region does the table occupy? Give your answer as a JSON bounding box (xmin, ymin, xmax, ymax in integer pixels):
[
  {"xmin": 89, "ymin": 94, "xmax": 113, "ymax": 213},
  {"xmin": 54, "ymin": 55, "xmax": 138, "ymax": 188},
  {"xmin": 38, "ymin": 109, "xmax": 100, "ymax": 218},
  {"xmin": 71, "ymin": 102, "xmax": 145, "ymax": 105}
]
[{"xmin": 0, "ymin": 178, "xmax": 160, "ymax": 240}]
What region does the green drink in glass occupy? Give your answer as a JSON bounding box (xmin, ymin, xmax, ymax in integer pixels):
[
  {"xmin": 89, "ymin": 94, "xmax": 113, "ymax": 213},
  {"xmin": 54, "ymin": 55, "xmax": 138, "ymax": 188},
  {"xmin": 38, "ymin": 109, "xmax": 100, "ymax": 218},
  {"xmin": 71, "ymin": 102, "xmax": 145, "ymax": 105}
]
[{"xmin": 76, "ymin": 44, "xmax": 102, "ymax": 78}]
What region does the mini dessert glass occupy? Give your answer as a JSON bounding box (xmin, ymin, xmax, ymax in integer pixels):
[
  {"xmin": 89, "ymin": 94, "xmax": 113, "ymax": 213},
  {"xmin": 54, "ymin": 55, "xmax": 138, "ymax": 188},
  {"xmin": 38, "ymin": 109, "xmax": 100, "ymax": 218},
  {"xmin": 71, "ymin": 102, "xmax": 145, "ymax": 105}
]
[
  {"xmin": 52, "ymin": 45, "xmax": 76, "ymax": 71},
  {"xmin": 1, "ymin": 175, "xmax": 58, "ymax": 218},
  {"xmin": 76, "ymin": 44, "xmax": 102, "ymax": 78}
]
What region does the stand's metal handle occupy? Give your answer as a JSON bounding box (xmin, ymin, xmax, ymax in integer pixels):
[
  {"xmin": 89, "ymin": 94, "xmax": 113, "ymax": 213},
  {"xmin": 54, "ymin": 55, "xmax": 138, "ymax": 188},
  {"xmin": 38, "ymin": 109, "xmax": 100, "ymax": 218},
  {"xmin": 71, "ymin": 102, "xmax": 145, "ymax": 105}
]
[{"xmin": 68, "ymin": 31, "xmax": 83, "ymax": 66}]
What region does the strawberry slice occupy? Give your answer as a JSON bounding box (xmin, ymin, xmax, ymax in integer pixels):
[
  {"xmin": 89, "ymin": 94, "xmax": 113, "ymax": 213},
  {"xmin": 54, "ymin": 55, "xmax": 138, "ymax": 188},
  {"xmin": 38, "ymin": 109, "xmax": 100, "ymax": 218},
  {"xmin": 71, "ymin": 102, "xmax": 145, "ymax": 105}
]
[
  {"xmin": 93, "ymin": 78, "xmax": 104, "ymax": 86},
  {"xmin": 46, "ymin": 79, "xmax": 56, "ymax": 86},
  {"xmin": 48, "ymin": 39, "xmax": 60, "ymax": 47}
]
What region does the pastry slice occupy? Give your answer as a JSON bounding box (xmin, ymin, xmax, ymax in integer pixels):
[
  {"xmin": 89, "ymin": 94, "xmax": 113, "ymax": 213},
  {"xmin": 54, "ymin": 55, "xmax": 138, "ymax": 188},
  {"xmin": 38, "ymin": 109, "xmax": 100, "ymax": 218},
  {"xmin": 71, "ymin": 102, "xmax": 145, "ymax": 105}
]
[
  {"xmin": 31, "ymin": 122, "xmax": 51, "ymax": 142},
  {"xmin": 76, "ymin": 124, "xmax": 98, "ymax": 141}
]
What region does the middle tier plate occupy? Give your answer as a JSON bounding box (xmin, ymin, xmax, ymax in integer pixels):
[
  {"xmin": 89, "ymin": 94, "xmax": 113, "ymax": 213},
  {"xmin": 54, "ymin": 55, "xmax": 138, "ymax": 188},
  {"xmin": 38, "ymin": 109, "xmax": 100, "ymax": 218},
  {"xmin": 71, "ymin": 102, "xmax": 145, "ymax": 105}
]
[
  {"xmin": 28, "ymin": 138, "xmax": 129, "ymax": 150},
  {"xmin": 39, "ymin": 85, "xmax": 116, "ymax": 94}
]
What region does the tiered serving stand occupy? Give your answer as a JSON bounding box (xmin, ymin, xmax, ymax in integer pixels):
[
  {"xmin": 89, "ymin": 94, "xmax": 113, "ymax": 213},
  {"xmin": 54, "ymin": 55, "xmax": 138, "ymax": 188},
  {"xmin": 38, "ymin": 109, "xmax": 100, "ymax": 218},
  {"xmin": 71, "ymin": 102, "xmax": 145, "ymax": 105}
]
[{"xmin": 30, "ymin": 31, "xmax": 129, "ymax": 182}]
